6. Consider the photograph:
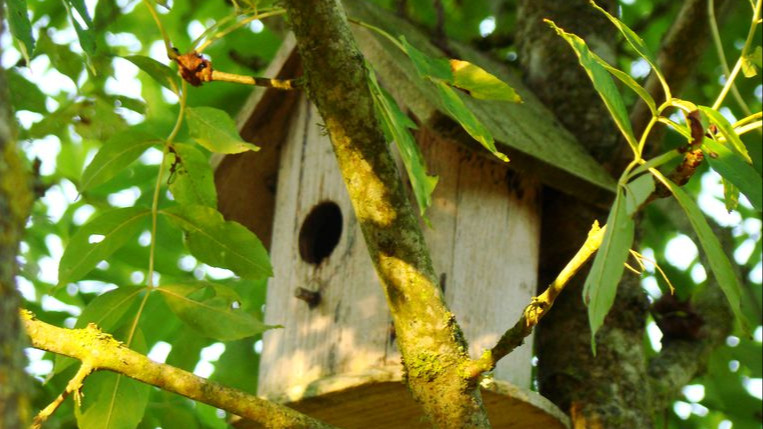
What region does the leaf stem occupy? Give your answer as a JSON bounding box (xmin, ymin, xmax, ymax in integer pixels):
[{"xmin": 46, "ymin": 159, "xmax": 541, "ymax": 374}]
[
  {"xmin": 196, "ymin": 9, "xmax": 286, "ymax": 53},
  {"xmin": 141, "ymin": 0, "xmax": 174, "ymax": 59},
  {"xmin": 147, "ymin": 80, "xmax": 187, "ymax": 289},
  {"xmin": 347, "ymin": 17, "xmax": 406, "ymax": 51},
  {"xmin": 708, "ymin": 0, "xmax": 753, "ymax": 117}
]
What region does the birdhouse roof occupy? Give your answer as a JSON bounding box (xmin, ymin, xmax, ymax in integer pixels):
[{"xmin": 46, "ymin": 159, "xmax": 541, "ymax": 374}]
[{"xmin": 231, "ymin": 0, "xmax": 616, "ymax": 204}]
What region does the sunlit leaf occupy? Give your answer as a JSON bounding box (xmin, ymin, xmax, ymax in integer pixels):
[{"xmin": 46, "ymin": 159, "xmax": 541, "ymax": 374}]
[
  {"xmin": 160, "ymin": 205, "xmax": 272, "ymax": 279},
  {"xmin": 435, "ymin": 81, "xmax": 508, "ymax": 162},
  {"xmin": 6, "ymin": 0, "xmax": 34, "ymax": 63},
  {"xmin": 368, "ymin": 66, "xmax": 437, "ymax": 218},
  {"xmin": 58, "ymin": 208, "xmax": 151, "ymax": 286},
  {"xmin": 125, "ymin": 55, "xmax": 180, "ymax": 93},
  {"xmin": 702, "ymin": 137, "xmax": 762, "ymax": 212},
  {"xmin": 80, "ymin": 130, "xmax": 161, "ymax": 192},
  {"xmin": 75, "ymin": 330, "xmax": 150, "ymax": 429},
  {"xmin": 449, "ymin": 59, "xmax": 521, "ymax": 102},
  {"xmin": 741, "ymin": 46, "xmax": 761, "ymax": 77},
  {"xmin": 547, "ymin": 20, "xmax": 638, "ymax": 152},
  {"xmin": 584, "ymin": 190, "xmax": 634, "ymax": 351},
  {"xmin": 158, "ymin": 282, "xmax": 275, "ymax": 341},
  {"xmin": 722, "ymin": 178, "xmax": 740, "ymax": 211},
  {"xmin": 167, "ymin": 143, "xmax": 217, "ymax": 207},
  {"xmin": 186, "ymin": 107, "xmax": 259, "ymax": 154},
  {"xmin": 654, "ymin": 172, "xmax": 750, "ymax": 332}
]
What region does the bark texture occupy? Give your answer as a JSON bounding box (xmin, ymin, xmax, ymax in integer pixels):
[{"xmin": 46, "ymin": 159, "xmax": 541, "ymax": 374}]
[
  {"xmin": 516, "ymin": 1, "xmax": 655, "ymax": 427},
  {"xmin": 0, "ymin": 5, "xmax": 34, "ymax": 426},
  {"xmin": 282, "ymin": 1, "xmax": 489, "ymax": 427}
]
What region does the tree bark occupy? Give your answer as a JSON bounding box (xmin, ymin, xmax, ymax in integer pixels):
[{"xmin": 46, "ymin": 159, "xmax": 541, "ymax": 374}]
[
  {"xmin": 282, "ymin": 1, "xmax": 490, "ymax": 427},
  {"xmin": 0, "ymin": 3, "xmax": 35, "ymax": 426}
]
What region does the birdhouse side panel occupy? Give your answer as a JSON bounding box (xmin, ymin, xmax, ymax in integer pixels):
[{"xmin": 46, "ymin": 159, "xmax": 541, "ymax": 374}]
[{"xmin": 258, "ymin": 97, "xmax": 394, "ymax": 402}]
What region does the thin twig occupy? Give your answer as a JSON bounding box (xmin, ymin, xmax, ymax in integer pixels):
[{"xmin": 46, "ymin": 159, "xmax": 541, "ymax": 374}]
[
  {"xmin": 463, "ymin": 222, "xmax": 607, "ymax": 378},
  {"xmin": 32, "ymin": 362, "xmax": 93, "ymax": 429}
]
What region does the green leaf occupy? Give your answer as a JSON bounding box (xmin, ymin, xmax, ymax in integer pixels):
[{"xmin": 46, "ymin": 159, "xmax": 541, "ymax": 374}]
[
  {"xmin": 600, "ymin": 61, "xmax": 656, "ymax": 117},
  {"xmin": 58, "ymin": 208, "xmax": 150, "ymax": 286},
  {"xmin": 741, "ymin": 46, "xmax": 761, "ymax": 78},
  {"xmin": 75, "ymin": 330, "xmax": 150, "ymax": 429},
  {"xmin": 6, "ymin": 0, "xmax": 34, "ymax": 63},
  {"xmin": 167, "ymin": 143, "xmax": 218, "ymax": 207},
  {"xmin": 80, "ymin": 130, "xmax": 161, "ymax": 192},
  {"xmin": 657, "ymin": 174, "xmax": 750, "ymax": 332},
  {"xmin": 62, "ymin": 0, "xmax": 96, "ymax": 60},
  {"xmin": 54, "ymin": 286, "xmax": 144, "ymax": 375},
  {"xmin": 435, "ymin": 81, "xmax": 508, "ymax": 162},
  {"xmin": 449, "ymin": 59, "xmax": 522, "ymax": 102},
  {"xmin": 722, "ymin": 178, "xmax": 740, "ymax": 212},
  {"xmin": 546, "ymin": 20, "xmax": 638, "ymax": 151},
  {"xmin": 37, "ymin": 32, "xmax": 84, "ymax": 84},
  {"xmin": 368, "ymin": 66, "xmax": 437, "ymax": 218},
  {"xmin": 624, "ymin": 173, "xmax": 655, "ymax": 216},
  {"xmin": 583, "ymin": 191, "xmax": 635, "ymax": 351},
  {"xmin": 160, "ymin": 205, "xmax": 272, "ymax": 279},
  {"xmin": 699, "ymin": 106, "xmax": 752, "ymax": 164},
  {"xmin": 702, "ymin": 137, "xmax": 762, "ymax": 212},
  {"xmin": 185, "ymin": 107, "xmax": 259, "ymax": 154},
  {"xmin": 400, "ymin": 37, "xmax": 453, "ymax": 81},
  {"xmin": 7, "ymin": 69, "xmax": 47, "ymax": 113},
  {"xmin": 158, "ymin": 282, "xmax": 275, "ymax": 341},
  {"xmin": 125, "ymin": 55, "xmax": 179, "ymax": 93},
  {"xmin": 590, "ymin": 1, "xmax": 657, "ymax": 66},
  {"xmin": 63, "ymin": 0, "xmax": 94, "ymax": 27}
]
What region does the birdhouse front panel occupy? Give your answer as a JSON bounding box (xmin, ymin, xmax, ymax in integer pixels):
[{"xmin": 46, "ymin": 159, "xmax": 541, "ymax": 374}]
[{"xmin": 256, "ymin": 94, "xmax": 541, "ymax": 402}]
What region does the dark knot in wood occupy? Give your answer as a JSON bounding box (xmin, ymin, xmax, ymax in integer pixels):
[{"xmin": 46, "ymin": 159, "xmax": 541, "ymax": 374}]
[{"xmin": 294, "ymin": 287, "xmax": 321, "ymax": 309}]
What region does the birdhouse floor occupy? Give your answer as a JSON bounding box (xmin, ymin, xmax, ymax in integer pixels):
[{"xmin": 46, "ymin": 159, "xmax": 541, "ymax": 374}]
[{"xmin": 239, "ymin": 370, "xmax": 570, "ymax": 428}]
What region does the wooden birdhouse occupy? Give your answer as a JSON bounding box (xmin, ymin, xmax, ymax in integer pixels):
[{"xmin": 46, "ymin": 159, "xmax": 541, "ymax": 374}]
[{"xmin": 214, "ymin": 2, "xmax": 614, "ymax": 428}]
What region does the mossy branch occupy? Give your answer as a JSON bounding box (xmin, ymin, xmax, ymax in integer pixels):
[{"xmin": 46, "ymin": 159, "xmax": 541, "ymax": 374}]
[{"xmin": 20, "ymin": 311, "xmax": 338, "ymax": 429}]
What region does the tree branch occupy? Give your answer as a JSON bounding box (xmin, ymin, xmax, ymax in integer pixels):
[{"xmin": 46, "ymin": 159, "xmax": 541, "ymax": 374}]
[
  {"xmin": 21, "ymin": 311, "xmax": 338, "ymax": 429},
  {"xmin": 0, "ymin": 9, "xmax": 35, "ymax": 426},
  {"xmin": 282, "ymin": 0, "xmax": 490, "ymax": 426}
]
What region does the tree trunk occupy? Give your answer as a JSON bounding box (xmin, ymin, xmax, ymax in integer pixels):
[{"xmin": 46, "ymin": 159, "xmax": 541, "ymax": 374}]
[{"xmin": 0, "ymin": 3, "xmax": 35, "ymax": 426}]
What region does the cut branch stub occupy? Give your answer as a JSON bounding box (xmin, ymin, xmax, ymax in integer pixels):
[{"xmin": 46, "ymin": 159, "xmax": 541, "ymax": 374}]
[{"xmin": 175, "ymin": 51, "xmax": 213, "ymax": 86}]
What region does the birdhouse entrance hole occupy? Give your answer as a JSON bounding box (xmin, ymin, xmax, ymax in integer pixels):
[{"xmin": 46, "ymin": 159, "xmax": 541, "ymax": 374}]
[{"xmin": 299, "ymin": 201, "xmax": 343, "ymax": 265}]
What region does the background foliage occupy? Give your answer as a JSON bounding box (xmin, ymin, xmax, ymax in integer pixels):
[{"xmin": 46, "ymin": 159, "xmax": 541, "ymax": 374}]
[{"xmin": 2, "ymin": 0, "xmax": 761, "ymax": 428}]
